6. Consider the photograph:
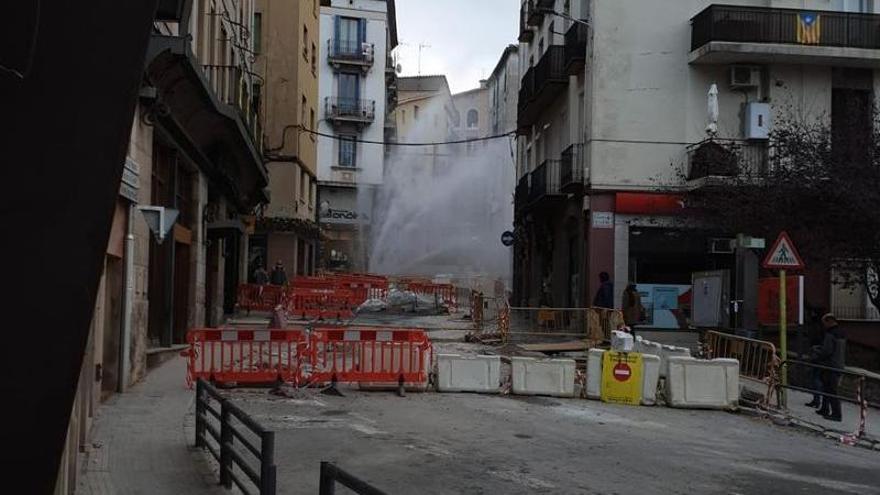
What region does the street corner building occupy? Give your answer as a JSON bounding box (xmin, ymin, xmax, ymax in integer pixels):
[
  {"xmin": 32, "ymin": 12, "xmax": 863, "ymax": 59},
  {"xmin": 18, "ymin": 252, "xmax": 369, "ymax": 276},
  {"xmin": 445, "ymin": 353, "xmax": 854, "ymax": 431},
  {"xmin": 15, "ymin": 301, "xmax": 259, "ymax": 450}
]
[
  {"xmin": 513, "ymin": 0, "xmax": 880, "ymax": 333},
  {"xmin": 316, "ymin": 0, "xmax": 398, "ymax": 272}
]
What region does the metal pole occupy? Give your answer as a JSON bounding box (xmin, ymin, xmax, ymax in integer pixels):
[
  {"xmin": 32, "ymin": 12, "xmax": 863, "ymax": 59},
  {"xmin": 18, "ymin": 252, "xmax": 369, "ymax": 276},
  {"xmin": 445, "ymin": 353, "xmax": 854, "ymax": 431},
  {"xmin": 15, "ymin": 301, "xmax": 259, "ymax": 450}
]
[
  {"xmin": 319, "ymin": 461, "xmax": 335, "ymax": 495},
  {"xmin": 260, "ymin": 431, "xmax": 276, "ymax": 495},
  {"xmin": 220, "ymin": 400, "xmax": 232, "ymax": 488},
  {"xmin": 118, "ymin": 203, "xmax": 135, "ymax": 393},
  {"xmin": 779, "ymin": 269, "xmax": 787, "ymax": 406}
]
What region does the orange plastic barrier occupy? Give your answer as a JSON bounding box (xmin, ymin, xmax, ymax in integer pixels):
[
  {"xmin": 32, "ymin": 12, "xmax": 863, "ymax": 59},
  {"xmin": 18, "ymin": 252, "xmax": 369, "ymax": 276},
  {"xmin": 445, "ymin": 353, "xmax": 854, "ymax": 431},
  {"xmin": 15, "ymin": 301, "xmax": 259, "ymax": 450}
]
[
  {"xmin": 406, "ymin": 282, "xmax": 457, "ymax": 309},
  {"xmin": 335, "ymin": 275, "xmax": 389, "ymax": 304},
  {"xmin": 236, "ymin": 284, "xmax": 286, "ymax": 313},
  {"xmin": 183, "ymin": 328, "xmax": 307, "ymax": 388},
  {"xmin": 285, "ymin": 288, "xmax": 356, "ymax": 320},
  {"xmin": 307, "ymin": 327, "xmax": 432, "ymax": 387}
]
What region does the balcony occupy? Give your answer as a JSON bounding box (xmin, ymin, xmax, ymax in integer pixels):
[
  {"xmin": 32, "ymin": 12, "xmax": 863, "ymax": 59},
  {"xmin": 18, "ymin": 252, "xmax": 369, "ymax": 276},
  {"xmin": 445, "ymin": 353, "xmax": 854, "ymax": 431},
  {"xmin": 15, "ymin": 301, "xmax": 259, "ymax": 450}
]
[
  {"xmin": 560, "ymin": 143, "xmax": 585, "ymax": 193},
  {"xmin": 517, "ymin": 45, "xmax": 568, "ymax": 131},
  {"xmin": 327, "ymin": 39, "xmax": 374, "ymax": 71},
  {"xmin": 686, "ymin": 140, "xmax": 768, "ymax": 184},
  {"xmin": 527, "ymin": 0, "xmax": 544, "ymax": 27},
  {"xmin": 515, "ymin": 174, "xmax": 530, "ymax": 214},
  {"xmin": 690, "ymin": 5, "xmax": 880, "ymax": 67},
  {"xmin": 518, "ymin": 2, "xmax": 534, "ymax": 42},
  {"xmin": 564, "ymin": 21, "xmax": 589, "ymax": 75},
  {"xmin": 529, "ymin": 159, "xmax": 564, "ymax": 207},
  {"xmin": 202, "ymin": 64, "xmax": 263, "ymax": 152},
  {"xmin": 325, "ymin": 97, "xmax": 376, "ymax": 127}
]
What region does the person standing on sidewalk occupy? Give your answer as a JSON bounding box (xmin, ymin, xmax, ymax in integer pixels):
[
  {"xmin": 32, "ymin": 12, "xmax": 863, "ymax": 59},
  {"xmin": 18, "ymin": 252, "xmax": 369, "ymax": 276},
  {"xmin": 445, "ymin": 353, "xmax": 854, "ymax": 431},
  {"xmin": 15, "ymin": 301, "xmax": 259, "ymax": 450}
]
[
  {"xmin": 270, "ymin": 260, "xmax": 288, "ymax": 286},
  {"xmin": 622, "ymin": 284, "xmax": 644, "ymax": 327},
  {"xmin": 593, "ymin": 272, "xmax": 614, "ymax": 309},
  {"xmin": 814, "ymin": 314, "xmax": 846, "ymax": 422}
]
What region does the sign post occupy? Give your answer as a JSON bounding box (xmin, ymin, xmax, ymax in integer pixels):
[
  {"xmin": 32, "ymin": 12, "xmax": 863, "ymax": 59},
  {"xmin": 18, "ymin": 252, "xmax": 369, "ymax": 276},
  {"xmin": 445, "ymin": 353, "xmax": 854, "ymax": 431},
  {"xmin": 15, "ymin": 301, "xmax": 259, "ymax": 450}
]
[{"xmin": 762, "ymin": 231, "xmax": 805, "ymax": 407}]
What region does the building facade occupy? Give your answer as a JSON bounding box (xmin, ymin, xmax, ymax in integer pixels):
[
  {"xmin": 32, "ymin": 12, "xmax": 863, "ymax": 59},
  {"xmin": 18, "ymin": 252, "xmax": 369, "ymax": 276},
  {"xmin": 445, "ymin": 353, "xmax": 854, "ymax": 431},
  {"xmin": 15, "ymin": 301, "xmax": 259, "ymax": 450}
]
[
  {"xmin": 486, "ymin": 44, "xmax": 521, "ymax": 137},
  {"xmin": 250, "ymin": 0, "xmax": 327, "ymax": 281},
  {"xmin": 515, "ymin": 0, "xmax": 880, "ymax": 328},
  {"xmin": 57, "ymin": 2, "xmax": 267, "ymax": 492},
  {"xmin": 316, "ymin": 0, "xmax": 398, "ymax": 272}
]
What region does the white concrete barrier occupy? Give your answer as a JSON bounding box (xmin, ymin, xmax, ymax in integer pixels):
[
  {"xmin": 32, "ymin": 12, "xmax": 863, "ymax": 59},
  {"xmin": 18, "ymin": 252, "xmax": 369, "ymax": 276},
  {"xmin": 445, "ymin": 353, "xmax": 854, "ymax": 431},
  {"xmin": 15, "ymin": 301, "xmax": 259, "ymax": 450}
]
[
  {"xmin": 632, "ymin": 338, "xmax": 690, "ymax": 378},
  {"xmin": 666, "ymin": 357, "xmax": 740, "ymax": 410},
  {"xmin": 641, "ymin": 354, "xmax": 661, "ymax": 406},
  {"xmin": 436, "ymin": 354, "xmax": 501, "ymax": 393},
  {"xmin": 586, "ymin": 348, "xmax": 604, "ymax": 399},
  {"xmin": 511, "ymin": 357, "xmax": 576, "ymax": 397}
]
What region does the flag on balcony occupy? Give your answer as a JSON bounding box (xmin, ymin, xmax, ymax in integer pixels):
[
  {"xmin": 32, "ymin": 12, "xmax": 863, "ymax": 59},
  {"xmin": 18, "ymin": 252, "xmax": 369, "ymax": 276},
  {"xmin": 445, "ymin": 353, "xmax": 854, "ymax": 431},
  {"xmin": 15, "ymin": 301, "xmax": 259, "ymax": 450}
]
[{"xmin": 796, "ymin": 12, "xmax": 821, "ymax": 45}]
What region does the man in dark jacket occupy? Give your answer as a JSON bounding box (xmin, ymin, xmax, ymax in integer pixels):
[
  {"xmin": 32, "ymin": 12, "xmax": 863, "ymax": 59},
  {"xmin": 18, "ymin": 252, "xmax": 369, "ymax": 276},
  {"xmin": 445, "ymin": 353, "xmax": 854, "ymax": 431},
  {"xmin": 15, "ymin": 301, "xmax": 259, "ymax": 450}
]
[
  {"xmin": 592, "ymin": 272, "xmax": 614, "ymax": 309},
  {"xmin": 270, "ymin": 260, "xmax": 288, "ymax": 286},
  {"xmin": 814, "ymin": 314, "xmax": 846, "ymax": 422}
]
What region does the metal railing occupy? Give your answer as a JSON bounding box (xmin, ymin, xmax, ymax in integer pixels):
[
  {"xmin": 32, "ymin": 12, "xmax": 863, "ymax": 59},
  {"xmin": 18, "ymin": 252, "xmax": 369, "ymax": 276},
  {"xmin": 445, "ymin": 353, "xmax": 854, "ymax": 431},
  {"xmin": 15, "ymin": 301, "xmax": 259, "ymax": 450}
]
[
  {"xmin": 560, "ymin": 143, "xmax": 584, "ymax": 191},
  {"xmin": 202, "ymin": 64, "xmax": 263, "ymax": 150},
  {"xmin": 327, "ymin": 38, "xmax": 375, "ymax": 65},
  {"xmin": 691, "ymin": 4, "xmax": 880, "ymax": 51},
  {"xmin": 773, "ymin": 359, "xmax": 878, "ymax": 443},
  {"xmin": 324, "ymin": 97, "xmax": 376, "ymax": 123},
  {"xmin": 526, "ymin": 0, "xmax": 543, "ymax": 26},
  {"xmin": 705, "ymin": 330, "xmax": 779, "ymax": 382},
  {"xmin": 564, "ymin": 20, "xmax": 589, "ymax": 74},
  {"xmin": 518, "ymin": 46, "xmax": 568, "ymax": 129},
  {"xmin": 529, "ymin": 159, "xmax": 562, "ymax": 202},
  {"xmin": 319, "ymin": 462, "xmax": 387, "ymax": 495},
  {"xmin": 533, "ymin": 45, "xmax": 567, "ymax": 96},
  {"xmin": 195, "ymin": 379, "xmax": 277, "ymax": 495},
  {"xmin": 831, "ymin": 304, "xmax": 880, "ymax": 321},
  {"xmin": 687, "ymin": 140, "xmax": 768, "ymax": 180}
]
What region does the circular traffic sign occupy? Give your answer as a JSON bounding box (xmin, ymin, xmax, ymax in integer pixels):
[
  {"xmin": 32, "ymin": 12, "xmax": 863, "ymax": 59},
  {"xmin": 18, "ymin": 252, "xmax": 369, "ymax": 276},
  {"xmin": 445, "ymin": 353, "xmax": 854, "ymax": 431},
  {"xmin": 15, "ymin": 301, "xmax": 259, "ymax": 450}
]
[
  {"xmin": 501, "ymin": 231, "xmax": 515, "ymax": 247},
  {"xmin": 612, "ymin": 362, "xmax": 632, "ymax": 382}
]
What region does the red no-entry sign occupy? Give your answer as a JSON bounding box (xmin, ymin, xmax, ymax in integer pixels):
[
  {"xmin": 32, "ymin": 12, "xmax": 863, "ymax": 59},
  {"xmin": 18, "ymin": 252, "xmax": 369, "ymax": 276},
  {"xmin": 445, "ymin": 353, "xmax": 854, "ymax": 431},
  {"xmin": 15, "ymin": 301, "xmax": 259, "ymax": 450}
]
[{"xmin": 613, "ymin": 362, "xmax": 632, "ymax": 382}]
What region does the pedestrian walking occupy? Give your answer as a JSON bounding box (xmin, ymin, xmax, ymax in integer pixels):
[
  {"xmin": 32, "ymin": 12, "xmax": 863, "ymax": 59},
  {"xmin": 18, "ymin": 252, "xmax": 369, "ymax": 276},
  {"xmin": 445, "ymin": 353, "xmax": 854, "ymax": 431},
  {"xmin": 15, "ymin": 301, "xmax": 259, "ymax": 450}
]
[
  {"xmin": 813, "ymin": 313, "xmax": 846, "ymax": 422},
  {"xmin": 592, "ymin": 271, "xmax": 614, "ymax": 309},
  {"xmin": 253, "ymin": 264, "xmax": 269, "ymax": 285},
  {"xmin": 270, "ymin": 260, "xmax": 288, "ymax": 286},
  {"xmin": 622, "ymin": 284, "xmax": 644, "ymax": 327},
  {"xmin": 804, "ymin": 308, "xmax": 826, "ymax": 408}
]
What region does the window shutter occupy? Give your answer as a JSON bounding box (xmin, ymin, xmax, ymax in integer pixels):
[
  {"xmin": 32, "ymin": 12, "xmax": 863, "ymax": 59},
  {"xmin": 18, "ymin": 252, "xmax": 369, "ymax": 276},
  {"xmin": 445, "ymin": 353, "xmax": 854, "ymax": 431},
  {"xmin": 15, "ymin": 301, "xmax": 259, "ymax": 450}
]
[
  {"xmin": 358, "ymin": 18, "xmax": 366, "ymax": 44},
  {"xmin": 334, "ymin": 16, "xmax": 340, "ymax": 52}
]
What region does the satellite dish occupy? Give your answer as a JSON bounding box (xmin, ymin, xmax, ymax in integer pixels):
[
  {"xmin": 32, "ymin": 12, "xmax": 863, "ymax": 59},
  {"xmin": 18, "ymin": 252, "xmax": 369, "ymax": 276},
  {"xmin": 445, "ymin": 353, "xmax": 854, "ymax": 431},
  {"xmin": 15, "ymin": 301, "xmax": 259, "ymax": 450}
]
[{"xmin": 395, "ymin": 63, "xmax": 403, "ymax": 74}]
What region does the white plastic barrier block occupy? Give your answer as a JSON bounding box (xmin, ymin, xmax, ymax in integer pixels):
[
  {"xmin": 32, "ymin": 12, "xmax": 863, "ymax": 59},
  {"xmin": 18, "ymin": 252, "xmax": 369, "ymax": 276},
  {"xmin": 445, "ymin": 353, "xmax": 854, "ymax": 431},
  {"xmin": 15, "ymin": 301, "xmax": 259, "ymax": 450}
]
[
  {"xmin": 586, "ymin": 348, "xmax": 605, "ymax": 399},
  {"xmin": 633, "ymin": 339, "xmax": 690, "ymax": 378},
  {"xmin": 611, "ymin": 331, "xmax": 634, "ymax": 352},
  {"xmin": 511, "ymin": 357, "xmax": 576, "ymax": 397},
  {"xmin": 666, "ymin": 357, "xmax": 740, "ymax": 409},
  {"xmin": 641, "ymin": 354, "xmax": 661, "ymax": 406},
  {"xmin": 436, "ymin": 354, "xmax": 501, "ymax": 393}
]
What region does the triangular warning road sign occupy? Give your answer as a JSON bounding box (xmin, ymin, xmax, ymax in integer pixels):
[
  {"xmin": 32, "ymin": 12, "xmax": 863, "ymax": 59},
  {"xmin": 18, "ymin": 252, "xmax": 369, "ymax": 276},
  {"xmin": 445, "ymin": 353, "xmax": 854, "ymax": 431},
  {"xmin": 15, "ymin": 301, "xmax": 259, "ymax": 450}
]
[{"xmin": 763, "ymin": 231, "xmax": 805, "ymax": 270}]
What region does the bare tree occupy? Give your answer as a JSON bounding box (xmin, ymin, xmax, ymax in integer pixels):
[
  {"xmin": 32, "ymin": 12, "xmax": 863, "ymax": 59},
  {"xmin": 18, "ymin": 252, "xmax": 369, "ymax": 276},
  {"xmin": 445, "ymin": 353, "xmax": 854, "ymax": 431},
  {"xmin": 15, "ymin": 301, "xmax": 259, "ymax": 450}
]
[{"xmin": 681, "ymin": 110, "xmax": 880, "ymax": 315}]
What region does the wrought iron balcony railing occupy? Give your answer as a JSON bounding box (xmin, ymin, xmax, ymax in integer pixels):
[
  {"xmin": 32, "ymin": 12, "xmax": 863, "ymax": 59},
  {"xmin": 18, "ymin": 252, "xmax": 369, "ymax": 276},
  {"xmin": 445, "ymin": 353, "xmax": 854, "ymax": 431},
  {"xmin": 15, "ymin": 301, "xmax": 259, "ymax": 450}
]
[{"xmin": 324, "ymin": 97, "xmax": 376, "ymax": 124}]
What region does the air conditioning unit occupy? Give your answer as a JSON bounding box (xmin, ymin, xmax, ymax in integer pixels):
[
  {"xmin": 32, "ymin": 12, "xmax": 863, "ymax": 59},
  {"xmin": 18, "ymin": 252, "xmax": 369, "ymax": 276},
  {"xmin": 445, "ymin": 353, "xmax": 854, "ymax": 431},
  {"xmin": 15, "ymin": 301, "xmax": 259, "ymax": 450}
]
[
  {"xmin": 709, "ymin": 238, "xmax": 735, "ymax": 254},
  {"xmin": 729, "ymin": 65, "xmax": 761, "ymax": 89},
  {"xmin": 362, "ymin": 42, "xmax": 374, "ymax": 61}
]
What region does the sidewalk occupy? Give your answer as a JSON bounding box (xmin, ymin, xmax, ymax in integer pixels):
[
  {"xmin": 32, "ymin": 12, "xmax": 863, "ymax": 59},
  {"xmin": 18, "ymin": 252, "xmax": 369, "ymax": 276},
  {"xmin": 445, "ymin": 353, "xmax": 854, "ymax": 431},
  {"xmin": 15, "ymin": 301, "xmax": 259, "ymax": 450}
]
[
  {"xmin": 784, "ymin": 387, "xmax": 879, "ymax": 441},
  {"xmin": 77, "ymin": 356, "xmax": 226, "ymax": 494}
]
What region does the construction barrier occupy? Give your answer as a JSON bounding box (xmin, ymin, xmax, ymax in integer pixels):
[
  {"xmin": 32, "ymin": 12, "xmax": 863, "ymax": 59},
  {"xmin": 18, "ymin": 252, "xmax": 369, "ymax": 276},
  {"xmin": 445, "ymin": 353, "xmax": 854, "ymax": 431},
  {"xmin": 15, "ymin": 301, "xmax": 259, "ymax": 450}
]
[
  {"xmin": 335, "ymin": 274, "xmax": 389, "ymax": 304},
  {"xmin": 705, "ymin": 330, "xmax": 778, "ymax": 382},
  {"xmin": 183, "ymin": 328, "xmax": 308, "ymax": 388},
  {"xmin": 236, "ymin": 284, "xmax": 286, "ymax": 313},
  {"xmin": 285, "ymin": 288, "xmax": 356, "ymax": 321},
  {"xmin": 403, "ymin": 281, "xmax": 457, "ymax": 309},
  {"xmin": 308, "ymin": 327, "xmax": 432, "ymax": 392}
]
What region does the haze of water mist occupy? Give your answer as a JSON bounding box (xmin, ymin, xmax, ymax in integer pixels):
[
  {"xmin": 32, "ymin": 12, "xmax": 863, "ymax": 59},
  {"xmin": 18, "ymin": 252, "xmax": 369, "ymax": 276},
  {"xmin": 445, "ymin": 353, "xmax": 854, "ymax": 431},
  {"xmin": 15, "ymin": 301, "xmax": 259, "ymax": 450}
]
[{"xmin": 365, "ymin": 100, "xmax": 515, "ymax": 285}]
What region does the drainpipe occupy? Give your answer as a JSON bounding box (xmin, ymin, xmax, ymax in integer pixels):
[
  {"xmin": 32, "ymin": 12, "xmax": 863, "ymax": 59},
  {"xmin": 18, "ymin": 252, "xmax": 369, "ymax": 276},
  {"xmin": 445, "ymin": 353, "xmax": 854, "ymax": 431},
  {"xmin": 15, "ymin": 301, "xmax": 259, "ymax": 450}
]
[{"xmin": 118, "ymin": 204, "xmax": 135, "ymax": 393}]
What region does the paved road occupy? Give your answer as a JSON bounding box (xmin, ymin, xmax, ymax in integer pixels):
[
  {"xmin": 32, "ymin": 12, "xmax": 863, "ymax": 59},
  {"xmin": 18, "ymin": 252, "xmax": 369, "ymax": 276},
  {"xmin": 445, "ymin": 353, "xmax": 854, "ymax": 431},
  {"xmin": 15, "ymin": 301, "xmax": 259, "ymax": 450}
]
[{"xmin": 227, "ymin": 387, "xmax": 880, "ymax": 495}]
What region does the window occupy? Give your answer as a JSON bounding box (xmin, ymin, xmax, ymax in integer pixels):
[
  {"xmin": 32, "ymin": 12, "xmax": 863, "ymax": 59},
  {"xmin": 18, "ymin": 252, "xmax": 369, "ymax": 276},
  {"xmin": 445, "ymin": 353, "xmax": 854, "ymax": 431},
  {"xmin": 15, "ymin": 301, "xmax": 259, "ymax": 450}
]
[
  {"xmin": 300, "ymin": 171, "xmax": 308, "ymax": 203},
  {"xmin": 301, "ymin": 95, "xmax": 307, "ymax": 125},
  {"xmin": 336, "ymin": 16, "xmax": 364, "ymax": 55},
  {"xmin": 339, "ymin": 135, "xmax": 357, "ymax": 167},
  {"xmin": 338, "ymin": 73, "xmax": 359, "ymax": 114},
  {"xmin": 414, "ymin": 105, "xmax": 420, "ymax": 120},
  {"xmin": 303, "ymin": 26, "xmax": 309, "ymax": 61},
  {"xmin": 253, "ymin": 13, "xmax": 262, "ymax": 54},
  {"xmin": 467, "ymin": 109, "xmax": 479, "ymax": 128},
  {"xmin": 311, "ymin": 42, "xmax": 317, "ymax": 73}
]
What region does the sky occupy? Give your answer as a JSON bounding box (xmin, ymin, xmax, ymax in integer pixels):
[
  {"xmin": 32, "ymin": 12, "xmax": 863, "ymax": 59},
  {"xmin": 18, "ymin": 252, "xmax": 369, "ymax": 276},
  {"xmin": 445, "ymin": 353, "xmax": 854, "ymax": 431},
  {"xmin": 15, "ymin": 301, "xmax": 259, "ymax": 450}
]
[{"xmin": 393, "ymin": 0, "xmax": 520, "ymax": 94}]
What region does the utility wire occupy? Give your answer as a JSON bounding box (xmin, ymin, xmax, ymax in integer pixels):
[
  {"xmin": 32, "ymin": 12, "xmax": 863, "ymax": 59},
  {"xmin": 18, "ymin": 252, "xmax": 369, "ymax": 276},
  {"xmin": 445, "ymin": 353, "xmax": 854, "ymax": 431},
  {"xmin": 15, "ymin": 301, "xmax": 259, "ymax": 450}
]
[{"xmin": 299, "ymin": 126, "xmax": 517, "ymax": 146}]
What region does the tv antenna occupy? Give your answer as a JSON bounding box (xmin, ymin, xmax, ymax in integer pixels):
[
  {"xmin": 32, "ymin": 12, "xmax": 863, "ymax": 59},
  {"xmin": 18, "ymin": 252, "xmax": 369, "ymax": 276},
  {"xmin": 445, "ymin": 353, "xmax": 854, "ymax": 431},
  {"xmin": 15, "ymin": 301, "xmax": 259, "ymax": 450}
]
[{"xmin": 417, "ymin": 42, "xmax": 431, "ymax": 75}]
